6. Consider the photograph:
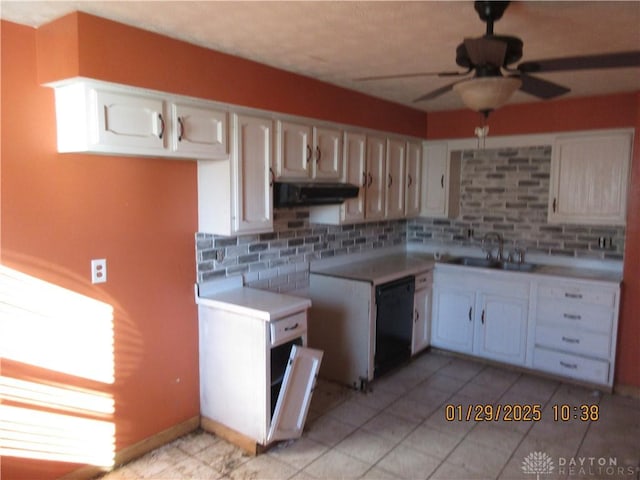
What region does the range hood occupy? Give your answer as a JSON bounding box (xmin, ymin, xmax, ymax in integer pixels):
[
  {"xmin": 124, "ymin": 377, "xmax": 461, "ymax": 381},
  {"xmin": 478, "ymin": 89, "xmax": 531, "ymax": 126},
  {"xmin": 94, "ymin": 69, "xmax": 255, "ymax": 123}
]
[{"xmin": 274, "ymin": 182, "xmax": 360, "ymax": 208}]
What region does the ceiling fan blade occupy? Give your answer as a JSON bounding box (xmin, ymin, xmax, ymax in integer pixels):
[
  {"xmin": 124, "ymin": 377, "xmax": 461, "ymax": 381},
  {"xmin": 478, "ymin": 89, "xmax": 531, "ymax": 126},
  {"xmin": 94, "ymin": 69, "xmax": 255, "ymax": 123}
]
[
  {"xmin": 516, "ymin": 73, "xmax": 570, "ymax": 99},
  {"xmin": 413, "ymin": 82, "xmax": 459, "ymax": 103},
  {"xmin": 355, "ymin": 69, "xmax": 471, "ymax": 81},
  {"xmin": 518, "ymin": 51, "xmax": 640, "ymax": 73},
  {"xmin": 464, "ymin": 37, "xmax": 507, "ymax": 67}
]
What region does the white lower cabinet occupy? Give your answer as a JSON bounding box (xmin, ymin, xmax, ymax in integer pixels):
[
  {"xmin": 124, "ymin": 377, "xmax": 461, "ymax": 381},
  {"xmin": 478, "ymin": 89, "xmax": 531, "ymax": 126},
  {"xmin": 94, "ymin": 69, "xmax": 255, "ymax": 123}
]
[
  {"xmin": 199, "ymin": 303, "xmax": 322, "ymax": 451},
  {"xmin": 411, "ymin": 272, "xmax": 432, "ymax": 355},
  {"xmin": 431, "ymin": 269, "xmax": 530, "ymax": 367},
  {"xmin": 433, "ymin": 265, "xmax": 621, "ymax": 388},
  {"xmin": 531, "ymin": 279, "xmax": 619, "ymax": 387}
]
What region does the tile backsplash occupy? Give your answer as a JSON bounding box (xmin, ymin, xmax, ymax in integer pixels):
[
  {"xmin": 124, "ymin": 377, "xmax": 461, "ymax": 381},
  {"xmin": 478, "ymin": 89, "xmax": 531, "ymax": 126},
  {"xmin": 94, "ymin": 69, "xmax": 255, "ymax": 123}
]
[
  {"xmin": 197, "ymin": 145, "xmax": 625, "ymax": 291},
  {"xmin": 408, "ymin": 145, "xmax": 625, "ymax": 260},
  {"xmin": 196, "ymin": 211, "xmax": 406, "ymax": 291}
]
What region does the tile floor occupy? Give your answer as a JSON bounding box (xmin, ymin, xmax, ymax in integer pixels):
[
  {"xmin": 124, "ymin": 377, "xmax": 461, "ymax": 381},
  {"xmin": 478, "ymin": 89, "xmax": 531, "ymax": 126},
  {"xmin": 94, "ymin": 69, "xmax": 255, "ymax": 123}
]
[{"xmin": 100, "ymin": 351, "xmax": 640, "ymax": 480}]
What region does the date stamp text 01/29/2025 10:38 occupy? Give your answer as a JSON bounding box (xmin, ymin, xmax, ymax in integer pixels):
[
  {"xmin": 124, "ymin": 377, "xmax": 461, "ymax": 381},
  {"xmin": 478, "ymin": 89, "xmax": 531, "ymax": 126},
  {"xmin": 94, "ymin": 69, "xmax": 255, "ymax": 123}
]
[{"xmin": 444, "ymin": 403, "xmax": 600, "ymax": 422}]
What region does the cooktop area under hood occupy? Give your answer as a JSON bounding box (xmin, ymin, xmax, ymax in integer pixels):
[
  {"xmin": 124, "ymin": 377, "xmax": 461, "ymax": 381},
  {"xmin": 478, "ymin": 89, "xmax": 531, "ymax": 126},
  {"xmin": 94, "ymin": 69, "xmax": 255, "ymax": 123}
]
[{"xmin": 274, "ymin": 182, "xmax": 360, "ymax": 208}]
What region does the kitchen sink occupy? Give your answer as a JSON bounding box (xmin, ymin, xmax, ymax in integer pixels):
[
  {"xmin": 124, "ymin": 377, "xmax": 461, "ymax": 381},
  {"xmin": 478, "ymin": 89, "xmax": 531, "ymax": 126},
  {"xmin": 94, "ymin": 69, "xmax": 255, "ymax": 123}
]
[
  {"xmin": 447, "ymin": 256, "xmax": 537, "ymax": 272},
  {"xmin": 499, "ymin": 261, "xmax": 537, "ymax": 272},
  {"xmin": 447, "ymin": 257, "xmax": 500, "ymax": 268}
]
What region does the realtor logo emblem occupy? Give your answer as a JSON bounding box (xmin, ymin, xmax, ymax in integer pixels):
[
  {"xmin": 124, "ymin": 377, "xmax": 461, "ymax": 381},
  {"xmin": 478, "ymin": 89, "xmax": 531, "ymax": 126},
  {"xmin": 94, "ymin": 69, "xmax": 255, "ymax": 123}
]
[{"xmin": 522, "ymin": 451, "xmax": 555, "ymax": 479}]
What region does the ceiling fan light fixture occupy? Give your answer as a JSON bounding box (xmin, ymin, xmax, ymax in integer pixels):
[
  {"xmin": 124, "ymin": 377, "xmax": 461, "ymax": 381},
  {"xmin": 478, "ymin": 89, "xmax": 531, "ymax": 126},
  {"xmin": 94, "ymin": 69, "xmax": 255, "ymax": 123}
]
[{"xmin": 453, "ymin": 76, "xmax": 522, "ymax": 113}]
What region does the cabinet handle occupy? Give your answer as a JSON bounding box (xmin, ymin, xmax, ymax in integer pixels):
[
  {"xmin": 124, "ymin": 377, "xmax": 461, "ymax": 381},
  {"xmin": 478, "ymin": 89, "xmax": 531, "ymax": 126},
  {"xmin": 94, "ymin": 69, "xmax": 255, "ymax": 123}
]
[
  {"xmin": 388, "ymin": 174, "xmax": 393, "ymax": 188},
  {"xmin": 468, "ymin": 307, "xmax": 472, "ymax": 321},
  {"xmin": 177, "ymin": 117, "xmax": 184, "ymax": 142},
  {"xmin": 415, "ymin": 309, "xmax": 420, "ymax": 321},
  {"xmin": 481, "ymin": 310, "xmax": 485, "ymax": 324},
  {"xmin": 158, "ymin": 113, "xmax": 165, "ymax": 139},
  {"xmin": 564, "ymin": 292, "xmax": 583, "ymax": 299},
  {"xmin": 552, "ymin": 198, "xmax": 557, "ymax": 213},
  {"xmin": 559, "ymin": 361, "xmax": 578, "ymax": 370},
  {"xmin": 269, "ymin": 167, "xmax": 275, "ymax": 187},
  {"xmin": 407, "ymin": 174, "xmax": 413, "ymax": 188},
  {"xmin": 362, "ymin": 172, "xmax": 367, "ymax": 188},
  {"xmin": 563, "ymin": 313, "xmax": 582, "ymax": 320},
  {"xmin": 284, "ymin": 323, "xmax": 299, "ymax": 331},
  {"xmin": 368, "ymin": 172, "xmax": 373, "ymax": 188},
  {"xmin": 306, "ymin": 144, "xmax": 312, "ymax": 166},
  {"xmin": 562, "ymin": 336, "xmax": 580, "ymax": 344},
  {"xmin": 316, "ymin": 146, "xmax": 321, "ymax": 164},
  {"xmin": 440, "ymin": 174, "xmax": 444, "ymax": 189}
]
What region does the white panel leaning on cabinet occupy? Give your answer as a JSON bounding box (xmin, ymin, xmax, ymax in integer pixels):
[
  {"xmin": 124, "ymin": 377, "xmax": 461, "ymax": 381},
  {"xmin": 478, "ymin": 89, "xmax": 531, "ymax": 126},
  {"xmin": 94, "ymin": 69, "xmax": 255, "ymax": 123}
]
[
  {"xmin": 197, "ymin": 113, "xmax": 273, "ymax": 235},
  {"xmin": 50, "ymin": 79, "xmax": 229, "ymax": 160},
  {"xmin": 548, "ymin": 129, "xmax": 633, "ymax": 225},
  {"xmin": 420, "ymin": 142, "xmax": 461, "ymax": 218}
]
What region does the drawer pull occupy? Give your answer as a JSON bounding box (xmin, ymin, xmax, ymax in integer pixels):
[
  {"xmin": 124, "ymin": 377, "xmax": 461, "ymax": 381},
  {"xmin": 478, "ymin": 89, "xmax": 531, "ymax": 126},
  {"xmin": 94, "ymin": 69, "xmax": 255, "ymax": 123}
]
[
  {"xmin": 559, "ymin": 361, "xmax": 578, "ymax": 369},
  {"xmin": 468, "ymin": 307, "xmax": 472, "ymax": 321},
  {"xmin": 565, "ymin": 292, "xmax": 583, "ymax": 299},
  {"xmin": 562, "ymin": 336, "xmax": 580, "ymax": 344},
  {"xmin": 563, "ymin": 313, "xmax": 582, "ymax": 320},
  {"xmin": 284, "ymin": 323, "xmax": 300, "ymax": 332}
]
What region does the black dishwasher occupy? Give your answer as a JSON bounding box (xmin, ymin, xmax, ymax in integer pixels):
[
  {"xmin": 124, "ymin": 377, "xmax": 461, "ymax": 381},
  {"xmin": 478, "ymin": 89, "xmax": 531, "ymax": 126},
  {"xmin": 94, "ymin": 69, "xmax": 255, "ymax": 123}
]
[{"xmin": 374, "ymin": 276, "xmax": 415, "ymax": 378}]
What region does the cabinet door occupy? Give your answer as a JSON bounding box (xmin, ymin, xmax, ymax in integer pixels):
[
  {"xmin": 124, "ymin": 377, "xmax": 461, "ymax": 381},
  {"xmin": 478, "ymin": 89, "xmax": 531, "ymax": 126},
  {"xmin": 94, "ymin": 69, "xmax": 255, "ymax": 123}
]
[
  {"xmin": 94, "ymin": 89, "xmax": 166, "ymax": 152},
  {"xmin": 275, "ymin": 121, "xmax": 312, "ymax": 179},
  {"xmin": 405, "ymin": 140, "xmax": 421, "ymax": 217},
  {"xmin": 412, "ymin": 286, "xmax": 432, "ymax": 355},
  {"xmin": 342, "ymin": 132, "xmax": 367, "ymax": 222},
  {"xmin": 420, "ymin": 143, "xmax": 460, "ymax": 218},
  {"xmin": 268, "ymin": 345, "xmax": 323, "ymax": 442},
  {"xmin": 385, "ymin": 139, "xmax": 406, "ymax": 219},
  {"xmin": 474, "ymin": 293, "xmax": 528, "ymax": 366},
  {"xmin": 431, "ymin": 285, "xmax": 475, "ymax": 353},
  {"xmin": 233, "ymin": 114, "xmax": 274, "ymax": 234},
  {"xmin": 549, "ymin": 132, "xmax": 632, "ymax": 225},
  {"xmin": 171, "ymin": 103, "xmax": 228, "ymax": 159},
  {"xmin": 365, "ymin": 136, "xmax": 386, "ymax": 220},
  {"xmin": 312, "ymin": 127, "xmax": 342, "ymax": 180}
]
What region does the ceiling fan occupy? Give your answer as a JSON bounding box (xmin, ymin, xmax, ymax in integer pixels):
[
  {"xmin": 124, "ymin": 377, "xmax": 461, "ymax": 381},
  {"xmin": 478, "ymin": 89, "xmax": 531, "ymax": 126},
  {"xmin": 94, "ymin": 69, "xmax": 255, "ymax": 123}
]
[{"xmin": 357, "ymin": 1, "xmax": 640, "ymax": 117}]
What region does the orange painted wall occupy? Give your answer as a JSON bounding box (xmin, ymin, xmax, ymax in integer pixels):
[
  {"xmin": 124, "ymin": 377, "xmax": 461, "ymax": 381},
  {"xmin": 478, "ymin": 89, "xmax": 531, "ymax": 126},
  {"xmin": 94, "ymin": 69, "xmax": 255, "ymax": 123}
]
[
  {"xmin": 37, "ymin": 12, "xmax": 426, "ymax": 137},
  {"xmin": 2, "ymin": 13, "xmax": 425, "ymax": 480},
  {"xmin": 426, "ymin": 94, "xmax": 640, "ymax": 388}
]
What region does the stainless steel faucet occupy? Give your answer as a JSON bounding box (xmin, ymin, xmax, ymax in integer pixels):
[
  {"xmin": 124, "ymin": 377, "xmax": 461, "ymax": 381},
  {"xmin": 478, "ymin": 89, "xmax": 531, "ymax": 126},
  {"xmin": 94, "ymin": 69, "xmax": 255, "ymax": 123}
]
[{"xmin": 483, "ymin": 232, "xmax": 504, "ymax": 261}]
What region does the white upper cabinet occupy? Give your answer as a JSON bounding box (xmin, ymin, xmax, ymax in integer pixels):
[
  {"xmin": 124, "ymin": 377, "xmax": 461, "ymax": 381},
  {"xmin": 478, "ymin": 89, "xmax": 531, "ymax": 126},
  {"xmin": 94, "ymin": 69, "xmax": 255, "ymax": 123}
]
[
  {"xmin": 365, "ymin": 135, "xmax": 387, "ymax": 221},
  {"xmin": 385, "ymin": 138, "xmax": 406, "ymax": 219},
  {"xmin": 170, "ymin": 102, "xmax": 228, "ymax": 158},
  {"xmin": 198, "ymin": 113, "xmax": 273, "ymax": 236},
  {"xmin": 341, "ymin": 132, "xmax": 368, "ymax": 222},
  {"xmin": 549, "ymin": 131, "xmax": 633, "ymax": 225},
  {"xmin": 405, "ymin": 140, "xmax": 422, "ymax": 217},
  {"xmin": 420, "ymin": 142, "xmax": 461, "ymax": 219},
  {"xmin": 52, "ymin": 80, "xmax": 229, "ymax": 160},
  {"xmin": 275, "ymin": 121, "xmax": 342, "ymax": 181}
]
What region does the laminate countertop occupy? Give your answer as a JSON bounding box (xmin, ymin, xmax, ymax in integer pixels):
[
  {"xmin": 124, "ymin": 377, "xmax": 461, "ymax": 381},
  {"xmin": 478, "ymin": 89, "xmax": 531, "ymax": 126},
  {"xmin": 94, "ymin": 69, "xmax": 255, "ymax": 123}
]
[
  {"xmin": 197, "ymin": 287, "xmax": 311, "ymax": 321},
  {"xmin": 310, "ymin": 253, "xmax": 435, "ymax": 285}
]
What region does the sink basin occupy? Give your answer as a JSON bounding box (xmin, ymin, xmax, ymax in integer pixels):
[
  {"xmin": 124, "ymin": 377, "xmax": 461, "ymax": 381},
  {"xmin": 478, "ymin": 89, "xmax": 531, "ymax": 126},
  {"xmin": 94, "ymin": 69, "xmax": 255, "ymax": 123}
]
[
  {"xmin": 447, "ymin": 257, "xmax": 537, "ymax": 273},
  {"xmin": 499, "ymin": 261, "xmax": 537, "ymax": 272},
  {"xmin": 447, "ymin": 257, "xmax": 500, "ymax": 268}
]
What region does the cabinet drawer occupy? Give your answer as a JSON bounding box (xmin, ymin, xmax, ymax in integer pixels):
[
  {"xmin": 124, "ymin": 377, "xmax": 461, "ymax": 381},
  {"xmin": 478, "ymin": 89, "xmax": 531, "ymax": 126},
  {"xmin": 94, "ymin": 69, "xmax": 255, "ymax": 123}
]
[
  {"xmin": 533, "ymin": 347, "xmax": 609, "ymax": 385},
  {"xmin": 538, "ymin": 284, "xmax": 615, "ymax": 308},
  {"xmin": 415, "ymin": 272, "xmax": 433, "ymax": 290},
  {"xmin": 537, "ymin": 302, "xmax": 613, "ymax": 334},
  {"xmin": 270, "ymin": 311, "xmax": 307, "ymax": 347},
  {"xmin": 535, "ymin": 325, "xmax": 610, "ymax": 358}
]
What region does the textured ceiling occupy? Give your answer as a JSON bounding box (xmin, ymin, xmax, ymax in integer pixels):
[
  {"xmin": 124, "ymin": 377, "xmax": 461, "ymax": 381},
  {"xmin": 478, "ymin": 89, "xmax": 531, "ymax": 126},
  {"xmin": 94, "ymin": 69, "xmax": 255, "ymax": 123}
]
[{"xmin": 1, "ymin": 1, "xmax": 639, "ymax": 112}]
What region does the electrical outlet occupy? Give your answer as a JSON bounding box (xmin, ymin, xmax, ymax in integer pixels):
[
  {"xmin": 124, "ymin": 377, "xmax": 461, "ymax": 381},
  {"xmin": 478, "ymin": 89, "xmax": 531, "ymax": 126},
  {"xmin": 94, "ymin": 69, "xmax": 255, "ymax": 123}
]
[
  {"xmin": 91, "ymin": 258, "xmax": 107, "ymax": 284},
  {"xmin": 216, "ymin": 250, "xmax": 225, "ymax": 262}
]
